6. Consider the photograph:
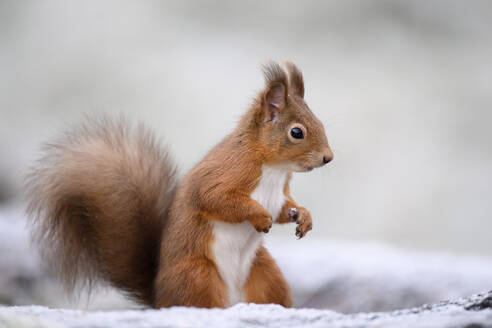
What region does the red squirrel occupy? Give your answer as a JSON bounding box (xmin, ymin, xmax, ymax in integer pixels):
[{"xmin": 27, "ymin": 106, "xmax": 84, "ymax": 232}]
[{"xmin": 26, "ymin": 61, "xmax": 333, "ymax": 308}]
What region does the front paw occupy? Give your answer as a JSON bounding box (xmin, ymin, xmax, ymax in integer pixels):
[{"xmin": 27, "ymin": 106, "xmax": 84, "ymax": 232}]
[
  {"xmin": 250, "ymin": 215, "xmax": 273, "ymax": 233},
  {"xmin": 288, "ymin": 207, "xmax": 312, "ymax": 239}
]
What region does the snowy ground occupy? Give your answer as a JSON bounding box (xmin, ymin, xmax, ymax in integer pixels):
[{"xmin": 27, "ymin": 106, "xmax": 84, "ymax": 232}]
[
  {"xmin": 1, "ymin": 205, "xmax": 492, "ymax": 326},
  {"xmin": 1, "ymin": 292, "xmax": 492, "ymax": 328},
  {"xmin": 2, "ymin": 205, "xmax": 492, "ymax": 312},
  {"xmin": 269, "ymin": 239, "xmax": 492, "ymax": 313}
]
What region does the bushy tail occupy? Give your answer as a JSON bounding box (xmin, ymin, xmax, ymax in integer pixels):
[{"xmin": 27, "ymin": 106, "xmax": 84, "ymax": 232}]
[{"xmin": 25, "ymin": 117, "xmax": 178, "ymax": 306}]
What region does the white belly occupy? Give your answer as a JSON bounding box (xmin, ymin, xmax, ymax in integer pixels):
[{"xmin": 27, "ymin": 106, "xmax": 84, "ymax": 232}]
[
  {"xmin": 212, "ymin": 165, "xmax": 287, "ymax": 306},
  {"xmin": 212, "ymin": 221, "xmax": 262, "ymax": 305}
]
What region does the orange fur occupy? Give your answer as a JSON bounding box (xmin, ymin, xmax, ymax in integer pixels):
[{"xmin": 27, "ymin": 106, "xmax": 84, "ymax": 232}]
[
  {"xmin": 26, "ymin": 62, "xmax": 333, "ymax": 308},
  {"xmin": 244, "ymin": 246, "xmax": 292, "ymax": 307}
]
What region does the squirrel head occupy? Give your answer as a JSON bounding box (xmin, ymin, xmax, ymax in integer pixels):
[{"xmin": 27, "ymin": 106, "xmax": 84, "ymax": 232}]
[{"xmin": 248, "ymin": 61, "xmax": 333, "ymax": 172}]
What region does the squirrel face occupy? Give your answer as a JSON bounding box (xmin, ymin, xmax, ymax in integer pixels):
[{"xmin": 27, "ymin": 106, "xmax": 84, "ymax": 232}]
[{"xmin": 254, "ymin": 62, "xmax": 333, "ymax": 172}]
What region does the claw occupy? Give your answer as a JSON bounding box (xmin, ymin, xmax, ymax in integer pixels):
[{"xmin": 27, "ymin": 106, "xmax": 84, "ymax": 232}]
[{"xmin": 295, "ymin": 225, "xmax": 304, "ymax": 239}]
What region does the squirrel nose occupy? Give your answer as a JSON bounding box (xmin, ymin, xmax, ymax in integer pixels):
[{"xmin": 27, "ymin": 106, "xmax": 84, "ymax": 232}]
[{"xmin": 322, "ymin": 153, "xmax": 333, "ymax": 165}]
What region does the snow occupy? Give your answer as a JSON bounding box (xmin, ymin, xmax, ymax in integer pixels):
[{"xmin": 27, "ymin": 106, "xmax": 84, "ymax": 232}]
[
  {"xmin": 2, "ymin": 205, "xmax": 492, "ymax": 326},
  {"xmin": 1, "ymin": 292, "xmax": 492, "ymax": 328},
  {"xmin": 267, "ymin": 238, "xmax": 492, "ymax": 312}
]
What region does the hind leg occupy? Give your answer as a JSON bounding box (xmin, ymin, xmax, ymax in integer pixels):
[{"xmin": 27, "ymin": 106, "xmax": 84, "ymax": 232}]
[
  {"xmin": 154, "ymin": 256, "xmax": 227, "ymax": 308},
  {"xmin": 244, "ymin": 246, "xmax": 293, "ymax": 307}
]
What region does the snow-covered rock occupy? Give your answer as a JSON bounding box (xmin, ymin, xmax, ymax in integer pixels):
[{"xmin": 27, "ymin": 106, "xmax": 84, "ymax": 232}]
[
  {"xmin": 1, "ymin": 291, "xmax": 491, "ymax": 328},
  {"xmin": 2, "ymin": 204, "xmax": 492, "ymax": 315},
  {"xmin": 268, "ymin": 238, "xmax": 492, "ymax": 312}
]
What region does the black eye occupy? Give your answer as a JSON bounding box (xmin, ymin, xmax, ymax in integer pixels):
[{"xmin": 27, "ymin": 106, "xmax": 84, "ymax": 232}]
[{"xmin": 290, "ymin": 127, "xmax": 304, "ymax": 139}]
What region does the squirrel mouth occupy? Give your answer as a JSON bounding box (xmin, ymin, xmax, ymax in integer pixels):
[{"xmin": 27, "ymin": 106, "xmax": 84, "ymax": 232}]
[{"xmin": 278, "ymin": 162, "xmax": 315, "ymax": 172}]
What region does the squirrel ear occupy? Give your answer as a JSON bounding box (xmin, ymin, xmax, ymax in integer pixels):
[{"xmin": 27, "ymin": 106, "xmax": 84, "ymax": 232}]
[
  {"xmin": 265, "ymin": 82, "xmax": 286, "ymax": 109},
  {"xmin": 262, "ymin": 62, "xmax": 288, "ymax": 121},
  {"xmin": 285, "ymin": 61, "xmax": 304, "ymax": 98}
]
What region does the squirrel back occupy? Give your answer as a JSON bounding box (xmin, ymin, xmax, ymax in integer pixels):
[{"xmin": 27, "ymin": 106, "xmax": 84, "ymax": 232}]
[{"xmin": 26, "ymin": 118, "xmax": 178, "ymax": 306}]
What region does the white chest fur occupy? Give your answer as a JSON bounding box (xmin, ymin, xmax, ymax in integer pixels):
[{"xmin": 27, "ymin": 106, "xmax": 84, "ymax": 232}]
[
  {"xmin": 250, "ymin": 165, "xmax": 288, "ymax": 222},
  {"xmin": 212, "ymin": 165, "xmax": 288, "ymax": 306}
]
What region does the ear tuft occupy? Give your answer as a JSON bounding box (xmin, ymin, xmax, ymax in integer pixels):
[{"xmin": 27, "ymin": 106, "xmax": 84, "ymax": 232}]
[
  {"xmin": 262, "ymin": 61, "xmax": 288, "ymax": 87},
  {"xmin": 285, "ymin": 61, "xmax": 304, "ymax": 98}
]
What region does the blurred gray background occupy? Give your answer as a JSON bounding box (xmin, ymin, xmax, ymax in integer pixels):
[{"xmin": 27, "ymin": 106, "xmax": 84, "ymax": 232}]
[{"xmin": 1, "ymin": 0, "xmax": 492, "ymax": 256}]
